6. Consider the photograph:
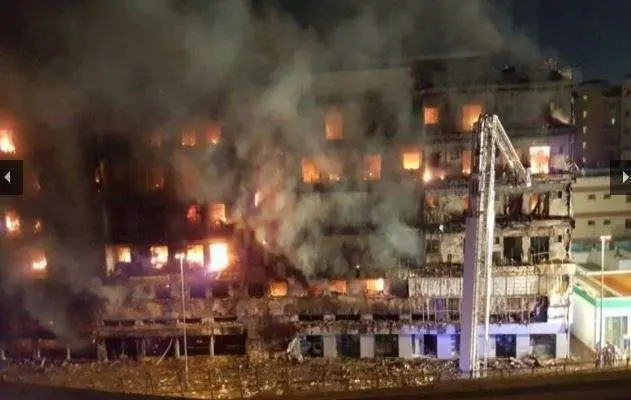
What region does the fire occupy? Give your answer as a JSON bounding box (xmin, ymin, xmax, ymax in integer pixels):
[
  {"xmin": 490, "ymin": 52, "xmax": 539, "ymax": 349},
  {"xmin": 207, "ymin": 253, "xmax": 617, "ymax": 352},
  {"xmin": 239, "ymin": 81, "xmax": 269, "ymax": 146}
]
[
  {"xmin": 33, "ymin": 219, "xmax": 43, "ymax": 233},
  {"xmin": 208, "ymin": 241, "xmax": 229, "ymax": 272},
  {"xmin": 269, "ymin": 280, "xmax": 288, "ymax": 297},
  {"xmin": 32, "ymin": 256, "xmax": 47, "ymax": 271},
  {"xmin": 186, "ymin": 205, "xmax": 201, "ymax": 224},
  {"xmin": 0, "ymin": 129, "xmax": 16, "ymax": 154},
  {"xmin": 254, "ymin": 191, "xmax": 262, "ymax": 207},
  {"xmin": 366, "ymin": 278, "xmax": 385, "ymax": 294},
  {"xmin": 206, "ymin": 123, "xmax": 222, "ymax": 145},
  {"xmin": 402, "ymin": 151, "xmax": 421, "ymax": 171},
  {"xmin": 185, "ymin": 244, "xmax": 204, "ymax": 266},
  {"xmin": 4, "ymin": 211, "xmax": 20, "ymax": 234},
  {"xmin": 115, "ymin": 246, "xmax": 131, "ymax": 263},
  {"xmin": 462, "ymin": 104, "xmax": 482, "ymax": 131},
  {"xmin": 363, "ymin": 155, "xmax": 381, "ymax": 181},
  {"xmin": 423, "ymin": 169, "xmax": 432, "ymax": 182},
  {"xmin": 150, "ymin": 246, "xmax": 169, "ymax": 269}
]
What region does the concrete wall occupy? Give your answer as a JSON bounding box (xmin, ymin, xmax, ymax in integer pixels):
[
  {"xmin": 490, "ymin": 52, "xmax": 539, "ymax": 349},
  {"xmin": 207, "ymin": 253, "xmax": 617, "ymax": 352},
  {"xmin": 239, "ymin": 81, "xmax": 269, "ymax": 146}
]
[
  {"xmin": 398, "ymin": 335, "xmax": 414, "ymax": 358},
  {"xmin": 360, "ymin": 335, "xmax": 374, "ymax": 358},
  {"xmin": 573, "ymin": 175, "xmax": 631, "ymax": 242}
]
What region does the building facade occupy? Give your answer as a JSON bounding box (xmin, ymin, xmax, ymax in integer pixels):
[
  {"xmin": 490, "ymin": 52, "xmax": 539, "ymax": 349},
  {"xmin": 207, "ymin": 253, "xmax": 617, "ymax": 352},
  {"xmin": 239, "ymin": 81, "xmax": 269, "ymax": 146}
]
[
  {"xmin": 571, "ymin": 173, "xmax": 631, "ymax": 252},
  {"xmin": 2, "ymin": 56, "xmax": 578, "ymax": 362}
]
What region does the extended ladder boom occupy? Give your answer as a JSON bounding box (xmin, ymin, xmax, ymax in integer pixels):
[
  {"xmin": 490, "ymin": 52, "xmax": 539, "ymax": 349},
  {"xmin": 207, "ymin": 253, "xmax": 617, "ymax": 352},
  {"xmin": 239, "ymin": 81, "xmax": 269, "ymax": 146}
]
[{"xmin": 459, "ymin": 114, "xmax": 531, "ymax": 376}]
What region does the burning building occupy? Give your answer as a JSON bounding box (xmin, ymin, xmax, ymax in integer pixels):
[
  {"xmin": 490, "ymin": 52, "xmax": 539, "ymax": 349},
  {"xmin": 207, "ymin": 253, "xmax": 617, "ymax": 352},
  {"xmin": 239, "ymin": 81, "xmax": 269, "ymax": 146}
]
[
  {"xmin": 70, "ymin": 56, "xmax": 579, "ymax": 363},
  {"xmin": 0, "ymin": 55, "xmax": 578, "ymax": 364}
]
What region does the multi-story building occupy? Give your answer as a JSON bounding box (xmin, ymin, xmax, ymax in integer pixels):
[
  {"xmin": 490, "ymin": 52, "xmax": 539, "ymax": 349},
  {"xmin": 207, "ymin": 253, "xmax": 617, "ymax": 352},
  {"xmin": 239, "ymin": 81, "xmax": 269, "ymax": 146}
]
[
  {"xmin": 574, "ymin": 81, "xmax": 620, "ymax": 167},
  {"xmin": 3, "ymin": 55, "xmax": 578, "ymax": 363},
  {"xmin": 571, "ymin": 172, "xmax": 631, "ymax": 252}
]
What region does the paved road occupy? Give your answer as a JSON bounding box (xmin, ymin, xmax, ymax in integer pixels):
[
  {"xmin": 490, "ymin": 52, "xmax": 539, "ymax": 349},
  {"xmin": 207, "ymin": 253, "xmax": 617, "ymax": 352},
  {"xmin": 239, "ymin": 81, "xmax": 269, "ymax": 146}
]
[{"xmin": 2, "ymin": 370, "xmax": 631, "ymax": 400}]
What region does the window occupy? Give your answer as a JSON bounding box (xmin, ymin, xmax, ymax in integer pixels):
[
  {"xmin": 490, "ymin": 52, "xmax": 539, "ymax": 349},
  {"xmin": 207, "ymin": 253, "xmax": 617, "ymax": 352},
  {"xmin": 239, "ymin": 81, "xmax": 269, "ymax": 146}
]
[
  {"xmin": 181, "ymin": 130, "xmax": 197, "ymax": 147},
  {"xmin": 146, "ymin": 166, "xmax": 165, "ymax": 190},
  {"xmin": 582, "ymin": 126, "xmax": 587, "ymax": 134},
  {"xmin": 462, "ymin": 104, "xmax": 482, "ymax": 131},
  {"xmin": 450, "ymin": 150, "xmax": 460, "ymax": 161},
  {"xmin": 186, "ymin": 205, "xmax": 201, "ymax": 224},
  {"xmin": 115, "ymin": 246, "xmax": 132, "ymax": 263},
  {"xmin": 206, "ymin": 122, "xmax": 221, "ymax": 145},
  {"xmin": 604, "ymin": 220, "xmax": 611, "ymax": 226},
  {"xmin": 150, "ymin": 246, "xmax": 169, "ymax": 269},
  {"xmin": 209, "ymin": 203, "xmax": 226, "ymax": 224},
  {"xmin": 362, "ymin": 155, "xmax": 381, "ymax": 181},
  {"xmin": 301, "ymin": 157, "xmax": 342, "ymax": 183},
  {"xmin": 208, "ymin": 241, "xmax": 229, "ymax": 272},
  {"xmin": 603, "ymin": 194, "xmax": 611, "ymax": 200},
  {"xmin": 463, "ymin": 195, "xmax": 470, "ymax": 210},
  {"xmin": 587, "ymin": 194, "xmax": 596, "ymax": 200},
  {"xmin": 587, "ymin": 220, "xmax": 595, "ymax": 226},
  {"xmin": 301, "ymin": 158, "xmax": 319, "ymax": 183},
  {"xmin": 186, "ymin": 244, "xmax": 204, "ymax": 267},
  {"xmin": 402, "ymin": 151, "xmax": 421, "ymax": 170},
  {"xmin": 529, "ymin": 146, "xmax": 550, "ymax": 175},
  {"xmin": 625, "ymin": 219, "xmax": 631, "ymax": 229},
  {"xmin": 557, "ymin": 191, "xmax": 563, "ymax": 199},
  {"xmin": 462, "ymin": 150, "xmax": 472, "ymax": 175},
  {"xmin": 423, "ymin": 107, "xmax": 439, "ymax": 125},
  {"xmin": 324, "ymin": 107, "xmax": 343, "ymax": 140},
  {"xmin": 582, "ymin": 110, "xmax": 587, "ymax": 119},
  {"xmin": 582, "ymin": 141, "xmax": 587, "ymax": 150},
  {"xmin": 426, "ymin": 240, "xmax": 440, "ymax": 253}
]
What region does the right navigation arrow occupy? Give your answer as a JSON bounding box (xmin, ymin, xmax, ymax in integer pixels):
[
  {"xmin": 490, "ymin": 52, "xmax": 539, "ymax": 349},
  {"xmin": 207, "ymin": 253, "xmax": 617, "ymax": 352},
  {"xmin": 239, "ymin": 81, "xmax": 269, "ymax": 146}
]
[
  {"xmin": 3, "ymin": 171, "xmax": 9, "ymax": 183},
  {"xmin": 624, "ymin": 171, "xmax": 630, "ymax": 184}
]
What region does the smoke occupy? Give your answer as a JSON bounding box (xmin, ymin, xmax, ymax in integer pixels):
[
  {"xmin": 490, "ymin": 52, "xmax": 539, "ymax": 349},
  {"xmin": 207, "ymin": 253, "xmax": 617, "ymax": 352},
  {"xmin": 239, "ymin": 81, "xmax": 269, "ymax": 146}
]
[{"xmin": 0, "ymin": 0, "xmax": 547, "ymax": 338}]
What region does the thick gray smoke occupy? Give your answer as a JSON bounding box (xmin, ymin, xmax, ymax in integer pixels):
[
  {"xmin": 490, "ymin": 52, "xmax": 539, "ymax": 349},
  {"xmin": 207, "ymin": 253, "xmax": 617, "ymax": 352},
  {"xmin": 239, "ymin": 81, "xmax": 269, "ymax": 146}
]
[{"xmin": 0, "ymin": 0, "xmax": 544, "ymax": 338}]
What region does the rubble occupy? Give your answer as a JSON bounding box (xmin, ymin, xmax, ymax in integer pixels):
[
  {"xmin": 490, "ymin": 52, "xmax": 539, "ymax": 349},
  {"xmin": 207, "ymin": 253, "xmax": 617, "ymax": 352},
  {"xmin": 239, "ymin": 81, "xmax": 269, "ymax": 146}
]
[{"xmin": 0, "ymin": 356, "xmax": 598, "ymax": 399}]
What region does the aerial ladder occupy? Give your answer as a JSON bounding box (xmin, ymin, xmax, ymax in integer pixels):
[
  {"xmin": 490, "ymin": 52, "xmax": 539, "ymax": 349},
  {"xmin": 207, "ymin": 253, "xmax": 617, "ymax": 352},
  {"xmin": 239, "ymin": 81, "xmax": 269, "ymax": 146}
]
[{"xmin": 459, "ymin": 114, "xmax": 531, "ymax": 376}]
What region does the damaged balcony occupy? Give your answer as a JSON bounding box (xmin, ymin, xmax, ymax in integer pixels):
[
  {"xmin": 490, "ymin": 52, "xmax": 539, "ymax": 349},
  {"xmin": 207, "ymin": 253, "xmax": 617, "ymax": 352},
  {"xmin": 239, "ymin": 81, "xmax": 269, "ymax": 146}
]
[{"xmin": 424, "ymin": 219, "xmax": 573, "ymax": 266}]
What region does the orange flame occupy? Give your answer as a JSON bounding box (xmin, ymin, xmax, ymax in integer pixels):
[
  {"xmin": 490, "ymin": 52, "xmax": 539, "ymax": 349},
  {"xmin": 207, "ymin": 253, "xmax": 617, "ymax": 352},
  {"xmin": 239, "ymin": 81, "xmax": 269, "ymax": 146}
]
[
  {"xmin": 4, "ymin": 211, "xmax": 20, "ymax": 234},
  {"xmin": 0, "ymin": 129, "xmax": 16, "ymax": 154},
  {"xmin": 32, "ymin": 256, "xmax": 47, "ymax": 271},
  {"xmin": 208, "ymin": 242, "xmax": 229, "ymax": 272}
]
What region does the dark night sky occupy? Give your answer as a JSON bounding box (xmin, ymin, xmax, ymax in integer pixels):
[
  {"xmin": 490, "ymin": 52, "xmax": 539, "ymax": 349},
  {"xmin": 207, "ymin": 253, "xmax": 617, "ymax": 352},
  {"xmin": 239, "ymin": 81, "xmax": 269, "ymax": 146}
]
[
  {"xmin": 0, "ymin": 0, "xmax": 630, "ymax": 82},
  {"xmin": 279, "ymin": 0, "xmax": 631, "ymax": 82},
  {"xmin": 511, "ymin": 0, "xmax": 631, "ymax": 81}
]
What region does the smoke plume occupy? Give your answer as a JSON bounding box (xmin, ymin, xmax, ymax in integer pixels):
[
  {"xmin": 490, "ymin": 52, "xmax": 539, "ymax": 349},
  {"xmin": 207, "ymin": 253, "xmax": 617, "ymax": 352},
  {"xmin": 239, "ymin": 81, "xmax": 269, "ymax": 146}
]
[{"xmin": 0, "ymin": 0, "xmax": 545, "ymax": 339}]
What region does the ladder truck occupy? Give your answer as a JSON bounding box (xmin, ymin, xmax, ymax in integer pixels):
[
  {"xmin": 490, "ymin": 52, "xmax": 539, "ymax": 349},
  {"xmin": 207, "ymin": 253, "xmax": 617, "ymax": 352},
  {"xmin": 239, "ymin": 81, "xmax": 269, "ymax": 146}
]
[{"xmin": 459, "ymin": 114, "xmax": 532, "ymax": 376}]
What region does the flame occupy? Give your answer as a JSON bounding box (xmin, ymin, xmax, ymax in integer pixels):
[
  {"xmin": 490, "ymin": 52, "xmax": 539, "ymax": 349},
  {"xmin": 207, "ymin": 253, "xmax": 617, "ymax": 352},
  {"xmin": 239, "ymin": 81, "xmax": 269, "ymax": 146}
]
[
  {"xmin": 423, "ymin": 169, "xmax": 432, "ymax": 182},
  {"xmin": 402, "ymin": 151, "xmax": 421, "ymax": 170},
  {"xmin": 269, "ymin": 280, "xmax": 288, "ymax": 297},
  {"xmin": 186, "ymin": 244, "xmax": 204, "ymax": 266},
  {"xmin": 254, "ymin": 191, "xmax": 262, "ymax": 207},
  {"xmin": 150, "ymin": 246, "xmax": 168, "ymax": 269},
  {"xmin": 32, "ymin": 256, "xmax": 47, "ymax": 271},
  {"xmin": 116, "ymin": 246, "xmax": 131, "ymax": 263},
  {"xmin": 34, "ymin": 219, "xmax": 43, "ymax": 233},
  {"xmin": 0, "ymin": 130, "xmax": 16, "ymax": 154},
  {"xmin": 208, "ymin": 242, "xmax": 229, "ymax": 272},
  {"xmin": 4, "ymin": 211, "xmax": 20, "ymax": 234}
]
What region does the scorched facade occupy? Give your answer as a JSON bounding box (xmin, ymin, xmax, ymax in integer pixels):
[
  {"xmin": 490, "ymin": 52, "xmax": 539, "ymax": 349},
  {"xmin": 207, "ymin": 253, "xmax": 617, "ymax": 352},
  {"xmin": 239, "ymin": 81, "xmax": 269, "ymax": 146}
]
[{"xmin": 21, "ymin": 55, "xmax": 580, "ymax": 362}]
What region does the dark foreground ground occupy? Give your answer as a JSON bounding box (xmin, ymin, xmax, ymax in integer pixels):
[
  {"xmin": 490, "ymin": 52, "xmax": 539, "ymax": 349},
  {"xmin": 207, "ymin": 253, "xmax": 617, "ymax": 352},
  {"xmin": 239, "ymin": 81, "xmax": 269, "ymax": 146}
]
[{"xmin": 3, "ymin": 369, "xmax": 631, "ymax": 400}]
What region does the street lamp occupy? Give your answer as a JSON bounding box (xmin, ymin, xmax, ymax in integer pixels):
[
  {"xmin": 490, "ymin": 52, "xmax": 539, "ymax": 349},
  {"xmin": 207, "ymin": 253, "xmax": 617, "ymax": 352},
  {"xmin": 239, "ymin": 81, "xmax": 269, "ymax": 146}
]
[
  {"xmin": 175, "ymin": 252, "xmax": 189, "ymax": 388},
  {"xmin": 599, "ymin": 235, "xmax": 611, "ymax": 368}
]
